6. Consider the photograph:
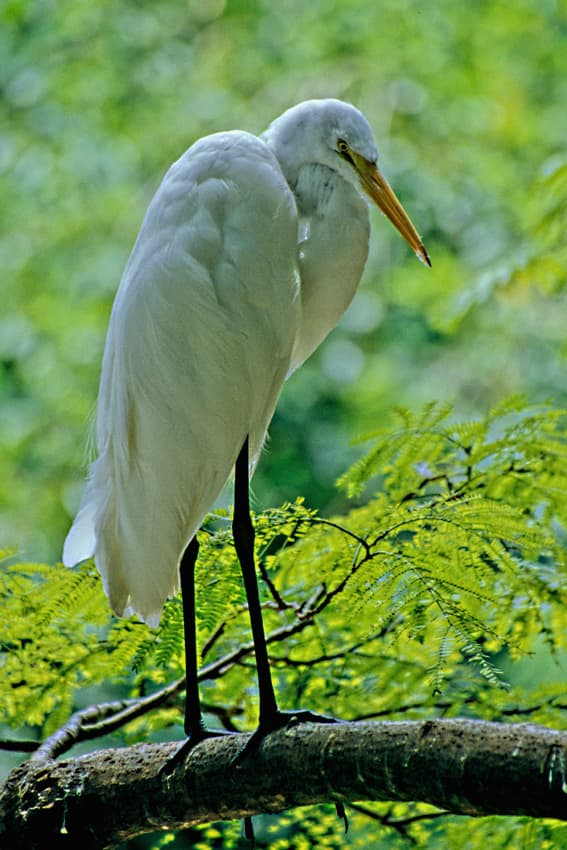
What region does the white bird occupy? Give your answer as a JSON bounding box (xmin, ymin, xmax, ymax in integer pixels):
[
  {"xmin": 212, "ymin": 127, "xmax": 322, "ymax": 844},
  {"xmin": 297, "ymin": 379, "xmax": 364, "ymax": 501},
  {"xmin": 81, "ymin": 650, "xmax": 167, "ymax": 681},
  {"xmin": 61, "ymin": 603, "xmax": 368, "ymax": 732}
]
[{"xmin": 63, "ymin": 98, "xmax": 430, "ymax": 760}]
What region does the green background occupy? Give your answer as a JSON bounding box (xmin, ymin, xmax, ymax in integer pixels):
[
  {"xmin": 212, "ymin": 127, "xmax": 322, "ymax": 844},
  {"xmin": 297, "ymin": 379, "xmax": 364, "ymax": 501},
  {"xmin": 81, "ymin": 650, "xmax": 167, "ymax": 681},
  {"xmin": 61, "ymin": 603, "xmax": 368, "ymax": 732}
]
[
  {"xmin": 1, "ymin": 1, "xmax": 566, "ymax": 847},
  {"xmin": 2, "ymin": 0, "xmax": 565, "ymax": 564}
]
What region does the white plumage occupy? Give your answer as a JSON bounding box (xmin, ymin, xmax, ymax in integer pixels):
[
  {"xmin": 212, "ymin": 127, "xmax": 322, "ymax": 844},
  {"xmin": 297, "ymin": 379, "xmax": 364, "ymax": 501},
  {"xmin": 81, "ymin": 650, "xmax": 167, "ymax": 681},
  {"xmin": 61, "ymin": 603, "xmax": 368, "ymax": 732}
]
[{"xmin": 64, "ymin": 98, "xmax": 429, "ymax": 628}]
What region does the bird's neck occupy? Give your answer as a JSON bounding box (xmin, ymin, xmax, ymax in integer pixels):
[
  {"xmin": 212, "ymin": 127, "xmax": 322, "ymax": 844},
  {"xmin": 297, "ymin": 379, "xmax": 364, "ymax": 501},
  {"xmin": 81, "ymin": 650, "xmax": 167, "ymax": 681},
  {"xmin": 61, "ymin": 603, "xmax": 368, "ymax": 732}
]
[{"xmin": 289, "ymin": 164, "xmax": 370, "ymax": 372}]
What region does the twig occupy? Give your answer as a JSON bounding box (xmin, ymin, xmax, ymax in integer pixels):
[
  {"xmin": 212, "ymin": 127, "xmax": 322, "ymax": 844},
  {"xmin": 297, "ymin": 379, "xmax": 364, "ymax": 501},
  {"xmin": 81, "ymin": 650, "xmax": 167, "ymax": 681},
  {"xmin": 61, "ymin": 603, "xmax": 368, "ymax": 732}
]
[
  {"xmin": 270, "ymin": 639, "xmax": 369, "ymax": 668},
  {"xmin": 348, "ymin": 801, "xmax": 449, "ymax": 842},
  {"xmin": 200, "ymin": 620, "xmax": 227, "ymax": 660},
  {"xmin": 32, "ymin": 678, "xmax": 185, "ymax": 761},
  {"xmin": 258, "ymin": 557, "xmax": 291, "ymax": 610}
]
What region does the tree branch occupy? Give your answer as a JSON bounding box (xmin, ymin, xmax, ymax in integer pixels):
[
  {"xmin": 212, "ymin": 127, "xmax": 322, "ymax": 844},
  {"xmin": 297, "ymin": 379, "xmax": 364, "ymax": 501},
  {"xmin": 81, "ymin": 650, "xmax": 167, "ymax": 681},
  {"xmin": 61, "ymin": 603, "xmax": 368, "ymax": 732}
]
[{"xmin": 1, "ymin": 719, "xmax": 565, "ymax": 850}]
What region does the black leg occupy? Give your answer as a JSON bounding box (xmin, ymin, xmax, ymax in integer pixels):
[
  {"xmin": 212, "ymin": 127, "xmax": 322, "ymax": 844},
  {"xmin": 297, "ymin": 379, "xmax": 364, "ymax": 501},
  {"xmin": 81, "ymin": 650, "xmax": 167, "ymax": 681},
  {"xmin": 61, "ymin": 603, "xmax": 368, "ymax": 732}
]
[
  {"xmin": 232, "ymin": 437, "xmax": 337, "ymax": 766},
  {"xmin": 160, "ymin": 537, "xmax": 231, "ymax": 776},
  {"xmin": 161, "ymin": 436, "xmax": 337, "ymax": 778},
  {"xmin": 180, "ymin": 537, "xmax": 206, "ymax": 739},
  {"xmin": 233, "ymin": 437, "xmax": 279, "ymax": 725}
]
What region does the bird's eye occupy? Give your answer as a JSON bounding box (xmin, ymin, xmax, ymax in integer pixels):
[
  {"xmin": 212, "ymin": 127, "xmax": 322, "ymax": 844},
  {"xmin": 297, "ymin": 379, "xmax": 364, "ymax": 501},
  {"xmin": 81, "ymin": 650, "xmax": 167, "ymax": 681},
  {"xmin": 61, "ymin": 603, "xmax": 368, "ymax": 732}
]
[{"xmin": 337, "ymin": 139, "xmax": 354, "ymax": 165}]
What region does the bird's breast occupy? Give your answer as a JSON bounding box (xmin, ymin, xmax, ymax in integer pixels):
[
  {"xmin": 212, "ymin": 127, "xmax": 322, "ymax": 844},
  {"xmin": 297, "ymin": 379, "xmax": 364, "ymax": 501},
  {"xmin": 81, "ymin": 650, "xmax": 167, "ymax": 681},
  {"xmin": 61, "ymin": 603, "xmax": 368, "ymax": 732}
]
[{"xmin": 290, "ymin": 166, "xmax": 370, "ymax": 370}]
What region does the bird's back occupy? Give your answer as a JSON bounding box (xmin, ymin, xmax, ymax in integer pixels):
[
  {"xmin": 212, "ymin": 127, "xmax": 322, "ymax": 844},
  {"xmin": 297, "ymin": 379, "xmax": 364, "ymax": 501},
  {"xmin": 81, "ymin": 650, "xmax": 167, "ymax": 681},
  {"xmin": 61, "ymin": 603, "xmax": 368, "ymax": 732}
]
[{"xmin": 64, "ymin": 131, "xmax": 300, "ymax": 625}]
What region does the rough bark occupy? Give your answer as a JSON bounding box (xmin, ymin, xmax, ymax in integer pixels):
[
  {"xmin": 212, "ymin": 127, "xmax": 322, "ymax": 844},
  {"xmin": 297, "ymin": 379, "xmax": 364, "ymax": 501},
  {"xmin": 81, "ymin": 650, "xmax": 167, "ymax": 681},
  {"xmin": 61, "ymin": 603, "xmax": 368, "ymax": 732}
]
[{"xmin": 1, "ymin": 719, "xmax": 566, "ymax": 849}]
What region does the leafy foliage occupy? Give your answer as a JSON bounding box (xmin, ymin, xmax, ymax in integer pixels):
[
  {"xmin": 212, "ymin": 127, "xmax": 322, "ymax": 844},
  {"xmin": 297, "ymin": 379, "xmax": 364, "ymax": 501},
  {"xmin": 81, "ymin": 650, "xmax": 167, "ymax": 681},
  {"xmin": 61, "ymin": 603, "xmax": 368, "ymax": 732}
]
[
  {"xmin": 1, "ymin": 401, "xmax": 566, "ymax": 848},
  {"xmin": 1, "ymin": 1, "xmax": 566, "ymax": 846}
]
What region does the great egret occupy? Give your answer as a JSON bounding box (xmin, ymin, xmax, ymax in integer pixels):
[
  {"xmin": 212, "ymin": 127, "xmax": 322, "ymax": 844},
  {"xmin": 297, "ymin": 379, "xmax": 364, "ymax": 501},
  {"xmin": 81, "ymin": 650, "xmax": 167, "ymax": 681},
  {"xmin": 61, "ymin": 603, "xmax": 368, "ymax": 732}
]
[{"xmin": 63, "ymin": 98, "xmax": 430, "ymax": 763}]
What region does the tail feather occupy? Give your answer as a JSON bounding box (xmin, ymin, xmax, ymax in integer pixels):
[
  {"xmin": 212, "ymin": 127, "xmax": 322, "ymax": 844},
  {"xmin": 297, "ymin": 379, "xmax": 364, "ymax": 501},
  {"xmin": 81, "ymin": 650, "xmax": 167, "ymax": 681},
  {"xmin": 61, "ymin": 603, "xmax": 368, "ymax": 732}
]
[
  {"xmin": 64, "ymin": 450, "xmax": 194, "ymax": 628},
  {"xmin": 63, "ymin": 486, "xmax": 97, "ymax": 567}
]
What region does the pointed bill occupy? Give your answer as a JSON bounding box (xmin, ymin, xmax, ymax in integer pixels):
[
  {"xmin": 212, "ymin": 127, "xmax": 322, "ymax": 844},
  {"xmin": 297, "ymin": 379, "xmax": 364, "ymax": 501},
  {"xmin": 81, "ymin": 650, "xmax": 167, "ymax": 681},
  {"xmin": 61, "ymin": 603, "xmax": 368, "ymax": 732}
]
[{"xmin": 352, "ymin": 152, "xmax": 431, "ymax": 267}]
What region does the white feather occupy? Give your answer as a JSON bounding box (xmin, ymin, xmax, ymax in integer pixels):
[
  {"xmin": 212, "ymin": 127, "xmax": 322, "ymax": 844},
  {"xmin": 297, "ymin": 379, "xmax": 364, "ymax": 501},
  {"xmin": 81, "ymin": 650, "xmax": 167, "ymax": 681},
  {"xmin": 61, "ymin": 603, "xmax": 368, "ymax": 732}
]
[
  {"xmin": 64, "ymin": 132, "xmax": 299, "ymax": 624},
  {"xmin": 64, "ymin": 99, "xmax": 424, "ymax": 626}
]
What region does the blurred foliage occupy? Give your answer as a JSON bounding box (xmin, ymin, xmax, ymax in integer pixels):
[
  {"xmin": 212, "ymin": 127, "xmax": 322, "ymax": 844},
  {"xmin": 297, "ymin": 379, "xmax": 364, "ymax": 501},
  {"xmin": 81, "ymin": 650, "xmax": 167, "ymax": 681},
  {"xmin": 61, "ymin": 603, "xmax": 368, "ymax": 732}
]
[
  {"xmin": 1, "ymin": 0, "xmax": 567, "ymax": 847},
  {"xmin": 1, "ymin": 0, "xmax": 566, "ymax": 560},
  {"xmin": 1, "ymin": 402, "xmax": 566, "ymax": 848}
]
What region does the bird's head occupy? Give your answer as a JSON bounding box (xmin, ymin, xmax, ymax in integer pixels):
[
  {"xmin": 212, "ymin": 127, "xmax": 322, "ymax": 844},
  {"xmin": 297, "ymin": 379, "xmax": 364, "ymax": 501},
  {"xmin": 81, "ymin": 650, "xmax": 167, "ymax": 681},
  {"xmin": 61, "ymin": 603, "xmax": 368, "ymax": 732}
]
[{"xmin": 262, "ymin": 98, "xmax": 430, "ymax": 267}]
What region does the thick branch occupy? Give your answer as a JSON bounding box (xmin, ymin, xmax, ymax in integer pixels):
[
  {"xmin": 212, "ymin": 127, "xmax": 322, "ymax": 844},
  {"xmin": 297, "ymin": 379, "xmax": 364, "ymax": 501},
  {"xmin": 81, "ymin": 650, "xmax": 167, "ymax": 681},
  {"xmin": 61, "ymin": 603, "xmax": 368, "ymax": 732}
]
[{"xmin": 1, "ymin": 719, "xmax": 565, "ymax": 849}]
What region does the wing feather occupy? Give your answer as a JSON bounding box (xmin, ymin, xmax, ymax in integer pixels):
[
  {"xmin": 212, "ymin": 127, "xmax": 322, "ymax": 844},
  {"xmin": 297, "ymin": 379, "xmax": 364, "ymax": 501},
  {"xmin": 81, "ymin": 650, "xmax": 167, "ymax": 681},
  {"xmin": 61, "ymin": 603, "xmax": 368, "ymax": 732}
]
[{"xmin": 64, "ymin": 131, "xmax": 300, "ymax": 625}]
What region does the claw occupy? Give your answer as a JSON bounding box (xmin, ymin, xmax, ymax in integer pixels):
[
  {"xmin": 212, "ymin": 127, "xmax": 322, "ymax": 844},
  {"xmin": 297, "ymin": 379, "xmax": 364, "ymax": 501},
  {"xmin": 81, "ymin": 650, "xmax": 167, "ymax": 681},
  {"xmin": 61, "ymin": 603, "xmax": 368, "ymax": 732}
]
[
  {"xmin": 159, "ymin": 727, "xmax": 234, "ymax": 777},
  {"xmin": 232, "ymin": 708, "xmax": 340, "ymax": 767}
]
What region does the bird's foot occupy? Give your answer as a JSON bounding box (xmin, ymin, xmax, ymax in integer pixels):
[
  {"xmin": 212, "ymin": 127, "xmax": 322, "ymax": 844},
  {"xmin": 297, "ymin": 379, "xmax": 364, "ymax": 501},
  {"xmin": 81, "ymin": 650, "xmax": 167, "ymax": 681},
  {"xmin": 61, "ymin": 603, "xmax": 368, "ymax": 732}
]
[
  {"xmin": 232, "ymin": 707, "xmax": 339, "ymax": 767},
  {"xmin": 160, "ymin": 726, "xmax": 234, "ymax": 777}
]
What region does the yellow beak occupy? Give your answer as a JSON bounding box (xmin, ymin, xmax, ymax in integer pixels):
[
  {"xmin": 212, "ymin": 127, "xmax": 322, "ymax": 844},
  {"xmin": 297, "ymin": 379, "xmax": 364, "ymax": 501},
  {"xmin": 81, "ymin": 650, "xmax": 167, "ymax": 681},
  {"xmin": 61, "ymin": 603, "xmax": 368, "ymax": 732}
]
[{"xmin": 353, "ymin": 152, "xmax": 431, "ymax": 267}]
